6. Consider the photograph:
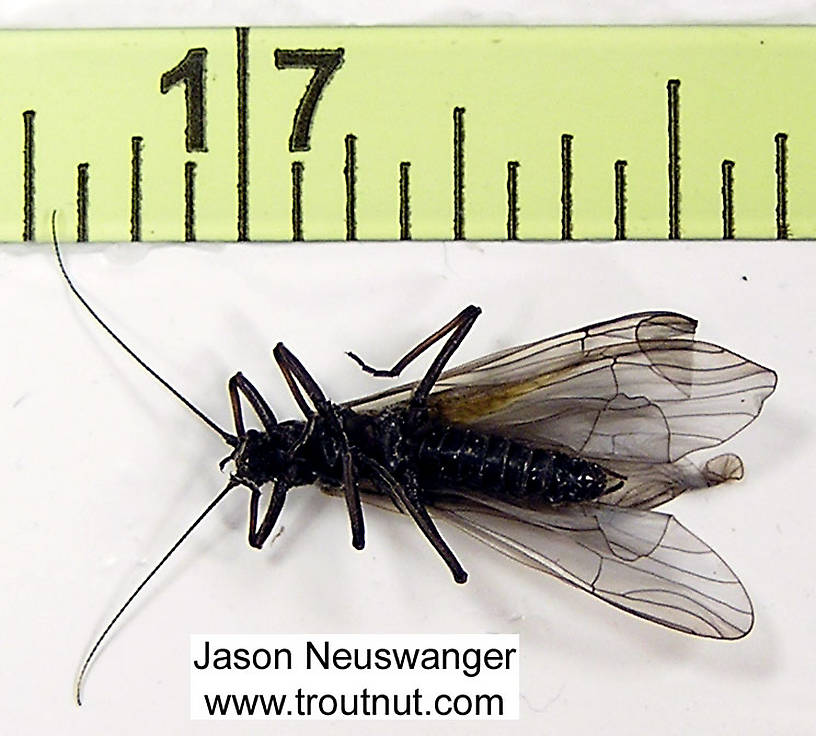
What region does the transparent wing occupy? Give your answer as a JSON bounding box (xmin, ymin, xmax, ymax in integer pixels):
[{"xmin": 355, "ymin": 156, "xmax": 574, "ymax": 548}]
[
  {"xmin": 351, "ymin": 489, "xmax": 753, "ymax": 639},
  {"xmin": 346, "ymin": 311, "xmax": 692, "ymax": 412},
  {"xmin": 595, "ymin": 453, "xmax": 745, "ymax": 510},
  {"xmin": 430, "ymin": 494, "xmax": 754, "ymax": 639},
  {"xmin": 346, "ymin": 312, "xmax": 777, "ymax": 465},
  {"xmin": 341, "ymin": 313, "xmax": 764, "ymax": 637}
]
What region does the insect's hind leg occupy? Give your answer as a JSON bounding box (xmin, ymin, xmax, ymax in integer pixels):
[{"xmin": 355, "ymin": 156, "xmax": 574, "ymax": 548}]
[
  {"xmin": 359, "ymin": 457, "xmax": 467, "ymax": 584},
  {"xmin": 346, "ymin": 306, "xmax": 481, "ymax": 402}
]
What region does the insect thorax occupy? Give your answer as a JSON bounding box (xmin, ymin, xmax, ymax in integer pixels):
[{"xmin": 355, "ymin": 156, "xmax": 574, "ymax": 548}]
[{"xmin": 234, "ymin": 422, "xmax": 315, "ymax": 488}]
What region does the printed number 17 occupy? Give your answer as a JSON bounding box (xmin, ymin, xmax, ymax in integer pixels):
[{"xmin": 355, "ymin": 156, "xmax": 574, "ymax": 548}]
[{"xmin": 161, "ymin": 45, "xmax": 345, "ymax": 154}]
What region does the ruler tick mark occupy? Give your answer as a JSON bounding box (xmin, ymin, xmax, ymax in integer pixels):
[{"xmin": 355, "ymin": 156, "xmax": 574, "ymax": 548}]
[
  {"xmin": 453, "ymin": 106, "xmax": 465, "ymax": 240},
  {"xmin": 506, "ymin": 160, "xmax": 519, "ymax": 240},
  {"xmin": 721, "ymin": 159, "xmax": 735, "ymax": 239},
  {"xmin": 775, "ymin": 132, "xmax": 788, "ymax": 239},
  {"xmin": 399, "ymin": 161, "xmax": 411, "ymax": 240},
  {"xmin": 291, "ymin": 161, "xmax": 304, "ymax": 241},
  {"xmin": 344, "ymin": 133, "xmax": 357, "ymax": 241},
  {"xmin": 614, "ymin": 159, "xmax": 627, "ymax": 240},
  {"xmin": 185, "ymin": 161, "xmax": 196, "ymax": 242},
  {"xmin": 236, "ymin": 26, "xmax": 249, "ymax": 242},
  {"xmin": 561, "ymin": 134, "xmax": 573, "ymax": 240},
  {"xmin": 130, "ymin": 136, "xmax": 143, "ymax": 242},
  {"xmin": 22, "ymin": 110, "xmax": 35, "ymax": 242},
  {"xmin": 667, "ymin": 78, "xmax": 681, "ymax": 239},
  {"xmin": 77, "ymin": 163, "xmax": 89, "ymax": 242}
]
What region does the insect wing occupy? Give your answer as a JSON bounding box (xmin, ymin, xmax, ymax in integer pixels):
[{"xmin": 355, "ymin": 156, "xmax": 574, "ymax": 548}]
[
  {"xmin": 430, "ymin": 494, "xmax": 754, "ymax": 639},
  {"xmin": 595, "ymin": 452, "xmax": 745, "ymax": 510},
  {"xmin": 346, "ymin": 311, "xmax": 691, "ymax": 411},
  {"xmin": 344, "ymin": 312, "xmax": 764, "ymax": 638},
  {"xmin": 347, "ymin": 312, "xmax": 776, "ymax": 465}
]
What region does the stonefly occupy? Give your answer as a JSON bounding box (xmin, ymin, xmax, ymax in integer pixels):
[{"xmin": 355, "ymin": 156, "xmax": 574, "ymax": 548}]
[{"xmin": 52, "ymin": 217, "xmax": 776, "ymax": 705}]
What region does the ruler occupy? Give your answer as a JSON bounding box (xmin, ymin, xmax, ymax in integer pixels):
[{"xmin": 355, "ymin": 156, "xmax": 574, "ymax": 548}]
[{"xmin": 5, "ymin": 26, "xmax": 815, "ymax": 242}]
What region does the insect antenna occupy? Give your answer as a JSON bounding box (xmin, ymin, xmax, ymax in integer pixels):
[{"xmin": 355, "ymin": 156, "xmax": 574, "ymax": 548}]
[
  {"xmin": 75, "ymin": 477, "xmax": 241, "ymax": 705},
  {"xmin": 50, "ymin": 211, "xmax": 236, "ymax": 445}
]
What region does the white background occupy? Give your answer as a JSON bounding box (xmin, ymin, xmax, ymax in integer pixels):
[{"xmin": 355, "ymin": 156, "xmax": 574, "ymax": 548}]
[{"xmin": 1, "ymin": 2, "xmax": 815, "ymax": 735}]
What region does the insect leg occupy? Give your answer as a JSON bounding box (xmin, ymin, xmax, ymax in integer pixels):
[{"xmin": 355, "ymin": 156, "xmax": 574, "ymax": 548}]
[
  {"xmin": 273, "ymin": 343, "xmax": 366, "ymax": 550},
  {"xmin": 359, "ymin": 457, "xmax": 468, "ymax": 584},
  {"xmin": 245, "ymin": 414, "xmax": 324, "ymax": 548},
  {"xmin": 272, "ymin": 343, "xmax": 329, "ymax": 416},
  {"xmin": 410, "ymin": 305, "xmax": 481, "ymax": 408},
  {"xmin": 346, "ymin": 305, "xmax": 481, "ymax": 384},
  {"xmin": 341, "ymin": 449, "xmax": 365, "ymax": 550},
  {"xmin": 228, "ymin": 372, "xmax": 277, "ymax": 435},
  {"xmin": 247, "ymin": 478, "xmax": 289, "ymax": 548}
]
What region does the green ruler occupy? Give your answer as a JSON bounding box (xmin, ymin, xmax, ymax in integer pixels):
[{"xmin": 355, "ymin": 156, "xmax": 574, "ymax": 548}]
[{"xmin": 5, "ymin": 26, "xmax": 815, "ymax": 242}]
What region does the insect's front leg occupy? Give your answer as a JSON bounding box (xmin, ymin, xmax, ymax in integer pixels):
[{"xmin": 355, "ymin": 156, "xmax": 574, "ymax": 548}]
[
  {"xmin": 245, "ymin": 412, "xmax": 320, "ymax": 549},
  {"xmin": 228, "ymin": 371, "xmax": 277, "ymax": 434},
  {"xmin": 220, "ymin": 372, "xmax": 278, "ymax": 469},
  {"xmin": 247, "ymin": 477, "xmax": 289, "ymax": 549}
]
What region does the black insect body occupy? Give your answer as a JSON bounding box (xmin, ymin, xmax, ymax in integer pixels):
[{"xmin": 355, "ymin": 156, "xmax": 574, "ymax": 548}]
[
  {"xmin": 234, "ymin": 402, "xmax": 616, "ymax": 547},
  {"xmin": 412, "ymin": 422, "xmax": 614, "ymax": 503},
  {"xmin": 54, "ymin": 226, "xmax": 776, "ymax": 703},
  {"xmin": 220, "ymin": 306, "xmax": 630, "ymax": 586}
]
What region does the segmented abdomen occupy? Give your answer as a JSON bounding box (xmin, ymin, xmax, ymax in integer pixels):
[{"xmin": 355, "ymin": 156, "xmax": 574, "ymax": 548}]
[{"xmin": 415, "ymin": 423, "xmax": 609, "ymax": 504}]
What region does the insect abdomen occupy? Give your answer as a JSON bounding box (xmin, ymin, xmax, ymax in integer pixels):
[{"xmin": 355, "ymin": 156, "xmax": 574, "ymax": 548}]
[{"xmin": 415, "ymin": 424, "xmax": 608, "ymax": 504}]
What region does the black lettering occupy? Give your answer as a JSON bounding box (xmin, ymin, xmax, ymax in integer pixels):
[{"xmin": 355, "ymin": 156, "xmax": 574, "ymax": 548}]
[
  {"xmin": 476, "ymin": 693, "xmax": 503, "ymax": 717},
  {"xmin": 455, "ymin": 693, "xmax": 472, "ymax": 715},
  {"xmin": 274, "ymin": 48, "xmax": 344, "ymax": 152},
  {"xmin": 411, "ymin": 687, "xmax": 422, "ymax": 715},
  {"xmin": 160, "ymin": 47, "xmax": 207, "ymax": 153},
  {"xmin": 483, "ymin": 648, "xmax": 503, "ymax": 670},
  {"xmin": 375, "ymin": 647, "xmax": 391, "ymax": 670},
  {"xmin": 294, "ymin": 687, "xmax": 306, "ymax": 715},
  {"xmin": 333, "ymin": 647, "xmax": 352, "ymax": 670},
  {"xmin": 252, "ymin": 649, "xmax": 271, "ymax": 669},
  {"xmin": 370, "ymin": 691, "xmax": 389, "ymax": 716},
  {"xmin": 192, "ymin": 639, "xmax": 211, "ymax": 669},
  {"xmin": 212, "ymin": 648, "xmax": 231, "ymax": 669},
  {"xmin": 233, "ymin": 648, "xmax": 250, "ymax": 669},
  {"xmin": 318, "ymin": 693, "xmax": 337, "ymax": 715},
  {"xmin": 340, "ymin": 691, "xmax": 358, "ymax": 716},
  {"xmin": 461, "ymin": 648, "xmax": 481, "ymax": 677},
  {"xmin": 203, "ymin": 692, "xmax": 287, "ymax": 717},
  {"xmin": 305, "ymin": 640, "xmax": 330, "ymax": 670}
]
